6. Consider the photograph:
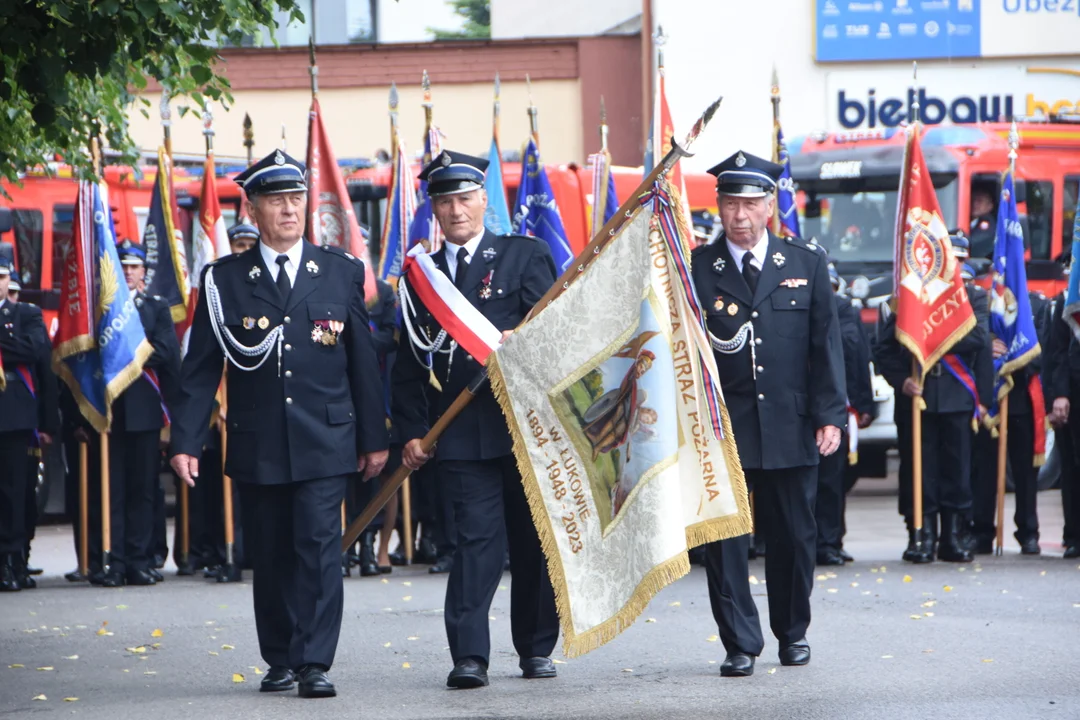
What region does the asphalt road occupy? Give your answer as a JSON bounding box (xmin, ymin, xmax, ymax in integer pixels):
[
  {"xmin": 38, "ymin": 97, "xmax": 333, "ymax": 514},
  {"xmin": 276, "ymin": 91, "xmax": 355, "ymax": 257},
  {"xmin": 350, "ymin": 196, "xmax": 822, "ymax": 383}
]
[{"xmin": 3, "ymin": 486, "xmax": 1079, "ymax": 720}]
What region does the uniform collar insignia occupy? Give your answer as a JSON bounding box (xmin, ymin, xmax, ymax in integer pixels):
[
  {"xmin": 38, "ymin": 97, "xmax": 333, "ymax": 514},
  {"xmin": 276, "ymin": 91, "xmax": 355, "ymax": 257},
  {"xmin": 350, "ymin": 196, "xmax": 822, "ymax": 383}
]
[
  {"xmin": 306, "ymin": 259, "xmax": 319, "ymax": 274},
  {"xmin": 772, "ymin": 251, "xmax": 786, "ymax": 268},
  {"xmin": 482, "ymin": 246, "xmax": 497, "ymax": 261},
  {"xmin": 249, "ymin": 265, "xmax": 261, "ymax": 280},
  {"xmin": 712, "ymin": 256, "xmax": 726, "ymax": 274}
]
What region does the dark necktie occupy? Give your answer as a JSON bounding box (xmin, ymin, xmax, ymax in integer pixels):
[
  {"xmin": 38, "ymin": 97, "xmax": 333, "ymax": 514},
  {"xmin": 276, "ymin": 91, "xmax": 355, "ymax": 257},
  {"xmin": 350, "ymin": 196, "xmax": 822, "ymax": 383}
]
[
  {"xmin": 275, "ymin": 254, "xmax": 291, "ymax": 301},
  {"xmin": 742, "ymin": 257, "xmax": 760, "ymax": 295},
  {"xmin": 454, "ymin": 246, "xmax": 470, "ymax": 289}
]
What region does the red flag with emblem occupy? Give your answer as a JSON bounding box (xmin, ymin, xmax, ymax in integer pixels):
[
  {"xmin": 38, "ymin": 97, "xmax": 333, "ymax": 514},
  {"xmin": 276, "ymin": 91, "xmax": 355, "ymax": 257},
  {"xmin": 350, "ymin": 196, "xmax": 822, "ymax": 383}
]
[
  {"xmin": 653, "ymin": 72, "xmax": 691, "ymax": 228},
  {"xmin": 306, "ymin": 97, "xmax": 377, "ymax": 303},
  {"xmin": 893, "ymin": 127, "xmax": 976, "ymax": 377}
]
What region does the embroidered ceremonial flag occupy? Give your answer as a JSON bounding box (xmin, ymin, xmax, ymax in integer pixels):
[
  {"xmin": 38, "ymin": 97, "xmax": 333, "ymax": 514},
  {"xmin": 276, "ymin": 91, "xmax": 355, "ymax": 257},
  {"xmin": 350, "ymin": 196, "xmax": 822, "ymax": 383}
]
[
  {"xmin": 484, "ymin": 136, "xmax": 513, "ymax": 236},
  {"xmin": 893, "ymin": 128, "xmax": 976, "ymax": 376},
  {"xmin": 490, "ymin": 176, "xmax": 751, "ymax": 658},
  {"xmin": 53, "ymin": 181, "xmax": 152, "ymax": 432},
  {"xmin": 513, "ymin": 138, "xmax": 573, "ymax": 273},
  {"xmin": 377, "ymin": 140, "xmax": 416, "ymax": 284},
  {"xmin": 589, "ymin": 148, "xmax": 619, "ymax": 235},
  {"xmin": 1063, "ymin": 191, "xmax": 1080, "ymax": 339},
  {"xmin": 142, "ymin": 149, "xmax": 189, "ymax": 323},
  {"xmin": 407, "ymin": 126, "xmax": 443, "ymax": 255},
  {"xmin": 774, "ymin": 125, "xmax": 800, "ymax": 238},
  {"xmin": 306, "ymin": 96, "xmax": 377, "ymax": 302},
  {"xmin": 191, "ymin": 154, "xmax": 229, "ymax": 286}
]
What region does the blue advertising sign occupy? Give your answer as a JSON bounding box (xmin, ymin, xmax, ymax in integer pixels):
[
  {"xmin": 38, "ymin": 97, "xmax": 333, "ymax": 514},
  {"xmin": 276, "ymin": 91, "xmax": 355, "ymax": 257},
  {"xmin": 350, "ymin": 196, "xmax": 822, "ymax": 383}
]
[{"xmin": 816, "ymin": 0, "xmax": 982, "ymax": 62}]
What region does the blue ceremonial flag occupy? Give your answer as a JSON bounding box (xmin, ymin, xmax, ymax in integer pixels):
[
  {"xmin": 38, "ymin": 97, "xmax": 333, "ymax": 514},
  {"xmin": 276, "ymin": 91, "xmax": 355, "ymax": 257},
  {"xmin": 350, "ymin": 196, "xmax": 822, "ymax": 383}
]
[
  {"xmin": 590, "ymin": 149, "xmax": 619, "ymax": 234},
  {"xmin": 988, "ymin": 169, "xmax": 1041, "ymax": 420},
  {"xmin": 142, "ymin": 148, "xmax": 189, "ymax": 322},
  {"xmin": 484, "ymin": 137, "xmax": 512, "ymax": 235},
  {"xmin": 407, "ymin": 127, "xmax": 443, "ymax": 254},
  {"xmin": 377, "ymin": 141, "xmax": 416, "ymax": 284},
  {"xmin": 513, "ymin": 138, "xmax": 573, "ymax": 273},
  {"xmin": 53, "ymin": 181, "xmax": 152, "ymax": 432},
  {"xmin": 1064, "ymin": 191, "xmax": 1080, "ymax": 340},
  {"xmin": 775, "ymin": 125, "xmax": 801, "ymax": 238}
]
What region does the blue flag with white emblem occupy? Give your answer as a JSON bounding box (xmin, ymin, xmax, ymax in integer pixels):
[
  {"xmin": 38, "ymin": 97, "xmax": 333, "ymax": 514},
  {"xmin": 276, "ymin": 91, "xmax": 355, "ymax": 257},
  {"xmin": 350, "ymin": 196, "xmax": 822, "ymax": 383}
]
[
  {"xmin": 775, "ymin": 126, "xmax": 800, "ymax": 238},
  {"xmin": 988, "ymin": 169, "xmax": 1040, "ymax": 421},
  {"xmin": 513, "ymin": 138, "xmax": 573, "ymax": 273},
  {"xmin": 377, "ymin": 141, "xmax": 416, "ymax": 284},
  {"xmin": 53, "ymin": 181, "xmax": 152, "ymax": 432},
  {"xmin": 484, "ymin": 137, "xmax": 512, "ymax": 236},
  {"xmin": 407, "ymin": 127, "xmax": 443, "ymax": 253},
  {"xmin": 1064, "ymin": 191, "xmax": 1080, "ymax": 340}
]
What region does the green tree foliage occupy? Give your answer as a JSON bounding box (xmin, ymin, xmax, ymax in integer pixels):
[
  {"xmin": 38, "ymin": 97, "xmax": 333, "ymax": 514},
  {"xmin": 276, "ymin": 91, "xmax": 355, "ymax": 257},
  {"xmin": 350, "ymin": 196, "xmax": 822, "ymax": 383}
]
[
  {"xmin": 0, "ymin": 0, "xmax": 302, "ymax": 183},
  {"xmin": 429, "ymin": 0, "xmax": 490, "ymax": 40}
]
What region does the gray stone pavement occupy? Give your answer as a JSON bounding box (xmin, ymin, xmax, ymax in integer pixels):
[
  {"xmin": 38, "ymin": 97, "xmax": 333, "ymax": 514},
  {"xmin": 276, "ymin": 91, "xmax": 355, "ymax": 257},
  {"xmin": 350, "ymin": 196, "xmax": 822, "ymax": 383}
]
[{"xmin": 2, "ymin": 486, "xmax": 1079, "ymax": 720}]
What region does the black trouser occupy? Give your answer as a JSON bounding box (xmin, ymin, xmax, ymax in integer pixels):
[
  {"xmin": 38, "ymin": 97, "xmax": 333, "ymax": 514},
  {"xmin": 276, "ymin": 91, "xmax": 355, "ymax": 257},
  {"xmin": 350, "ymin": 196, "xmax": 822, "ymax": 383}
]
[
  {"xmin": 150, "ymin": 473, "xmax": 167, "ymax": 563},
  {"xmin": 815, "ymin": 431, "xmax": 848, "ymax": 553},
  {"xmin": 705, "ymin": 466, "xmax": 817, "ymax": 655},
  {"xmin": 239, "ymin": 475, "xmax": 347, "ymax": 671},
  {"xmin": 0, "ymin": 431, "xmax": 33, "ymax": 555},
  {"xmin": 441, "ymin": 456, "xmax": 558, "ymax": 665},
  {"xmin": 1060, "ymin": 422, "xmax": 1080, "ymax": 547},
  {"xmin": 420, "ymin": 459, "xmax": 456, "ymax": 559},
  {"xmin": 106, "ymin": 429, "xmax": 160, "ymax": 575},
  {"xmin": 24, "ymin": 444, "xmax": 41, "ymax": 557},
  {"xmin": 973, "ymin": 412, "xmax": 1037, "ymax": 542},
  {"xmin": 898, "ymin": 411, "xmax": 972, "ymax": 523}
]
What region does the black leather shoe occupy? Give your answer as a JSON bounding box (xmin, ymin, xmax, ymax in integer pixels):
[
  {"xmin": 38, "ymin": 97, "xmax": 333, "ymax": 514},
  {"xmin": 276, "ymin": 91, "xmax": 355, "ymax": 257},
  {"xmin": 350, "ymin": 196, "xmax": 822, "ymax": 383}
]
[
  {"xmin": 389, "ymin": 548, "xmax": 409, "ymax": 566},
  {"xmin": 88, "ymin": 569, "xmax": 106, "ymax": 585},
  {"xmin": 519, "ymin": 656, "xmax": 557, "ymax": 679},
  {"xmin": 101, "ymin": 570, "xmax": 126, "ymax": 587},
  {"xmin": 429, "ymin": 556, "xmax": 453, "ymax": 574},
  {"xmin": 1065, "ymin": 544, "xmax": 1080, "ymax": 559},
  {"xmin": 1019, "ymin": 537, "xmax": 1041, "ymax": 555},
  {"xmin": 18, "ymin": 572, "xmax": 36, "ymax": 590},
  {"xmin": 148, "ymin": 568, "xmax": 164, "ymax": 582},
  {"xmin": 65, "ymin": 569, "xmax": 87, "ymax": 583},
  {"xmin": 416, "ymin": 536, "xmax": 438, "ymax": 565},
  {"xmin": 719, "ymin": 652, "xmax": 755, "ymax": 677},
  {"xmin": 378, "ymin": 565, "xmax": 393, "ymax": 574},
  {"xmin": 0, "ymin": 556, "xmax": 21, "ymax": 592},
  {"xmin": 359, "ymin": 532, "xmax": 380, "ymax": 577},
  {"xmin": 152, "ymin": 554, "xmax": 166, "ymax": 569},
  {"xmin": 297, "ymin": 665, "xmax": 336, "ymax": 698},
  {"xmin": 259, "ymin": 666, "xmax": 295, "ymax": 692},
  {"xmin": 974, "ymin": 535, "xmax": 994, "ymax": 555},
  {"xmin": 203, "ymin": 566, "xmax": 220, "ymax": 579},
  {"xmin": 816, "ymin": 548, "xmax": 845, "ymax": 566},
  {"xmin": 938, "ymin": 514, "xmax": 973, "ymax": 563},
  {"xmin": 447, "ymin": 658, "xmax": 489, "ymax": 688},
  {"xmin": 27, "ymin": 566, "xmax": 43, "ymax": 576},
  {"xmin": 839, "ymin": 548, "xmax": 854, "ymax": 563},
  {"xmin": 126, "ymin": 569, "xmax": 157, "ymax": 586},
  {"xmin": 779, "ymin": 639, "xmax": 811, "ymax": 666}
]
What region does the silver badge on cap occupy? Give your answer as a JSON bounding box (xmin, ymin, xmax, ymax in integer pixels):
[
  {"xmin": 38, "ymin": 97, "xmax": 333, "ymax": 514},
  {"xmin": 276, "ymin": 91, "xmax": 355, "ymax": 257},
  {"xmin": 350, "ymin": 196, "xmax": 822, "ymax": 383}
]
[
  {"xmin": 274, "ymin": 150, "xmax": 285, "ymax": 165},
  {"xmin": 441, "ymin": 153, "xmax": 452, "ymax": 167},
  {"xmin": 735, "ymin": 152, "xmax": 747, "ymax": 168}
]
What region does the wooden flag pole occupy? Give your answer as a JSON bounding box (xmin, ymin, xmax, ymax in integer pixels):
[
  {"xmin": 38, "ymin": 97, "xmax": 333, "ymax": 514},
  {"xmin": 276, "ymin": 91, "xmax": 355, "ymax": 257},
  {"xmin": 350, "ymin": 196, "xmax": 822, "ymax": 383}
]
[
  {"xmin": 341, "ymin": 95, "xmax": 724, "ymax": 552},
  {"xmin": 402, "ymin": 474, "xmax": 413, "ymax": 564},
  {"xmin": 995, "ymin": 398, "xmax": 1010, "ymax": 556},
  {"xmin": 79, "ymin": 441, "xmax": 89, "ymax": 577},
  {"xmin": 218, "ymin": 422, "xmax": 242, "ymax": 582},
  {"xmin": 100, "ymin": 432, "xmax": 111, "ymax": 573}
]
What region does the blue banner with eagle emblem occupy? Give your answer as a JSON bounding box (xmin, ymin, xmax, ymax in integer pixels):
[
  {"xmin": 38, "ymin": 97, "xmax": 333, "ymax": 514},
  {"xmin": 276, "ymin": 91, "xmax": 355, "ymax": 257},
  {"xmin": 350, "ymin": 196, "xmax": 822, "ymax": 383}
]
[
  {"xmin": 774, "ymin": 126, "xmax": 800, "ymax": 238},
  {"xmin": 988, "ymin": 169, "xmax": 1040, "ymax": 422},
  {"xmin": 513, "ymin": 138, "xmax": 573, "ymax": 273}
]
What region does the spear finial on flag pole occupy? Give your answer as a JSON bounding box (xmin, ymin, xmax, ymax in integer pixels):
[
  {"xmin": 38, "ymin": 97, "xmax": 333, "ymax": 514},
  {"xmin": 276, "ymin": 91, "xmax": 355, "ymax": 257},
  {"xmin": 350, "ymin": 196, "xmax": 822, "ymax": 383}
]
[
  {"xmin": 600, "ymin": 95, "xmax": 609, "ymax": 151},
  {"xmin": 160, "ymin": 89, "xmax": 173, "ymax": 159},
  {"xmin": 526, "ymin": 73, "xmax": 539, "ymax": 147},
  {"xmin": 655, "ymin": 24, "xmax": 667, "ymax": 75},
  {"xmin": 242, "ymin": 113, "xmax": 254, "ymax": 167},
  {"xmin": 389, "ymin": 81, "xmax": 400, "ymax": 146},
  {"xmin": 202, "ymin": 104, "xmax": 215, "ymax": 155},
  {"xmin": 770, "ymin": 65, "xmax": 781, "ymax": 125},
  {"xmin": 308, "ymin": 36, "xmax": 319, "ymax": 98},
  {"xmin": 1008, "ymin": 119, "xmax": 1020, "ymax": 173},
  {"xmin": 910, "ymin": 61, "xmax": 920, "ymax": 126}
]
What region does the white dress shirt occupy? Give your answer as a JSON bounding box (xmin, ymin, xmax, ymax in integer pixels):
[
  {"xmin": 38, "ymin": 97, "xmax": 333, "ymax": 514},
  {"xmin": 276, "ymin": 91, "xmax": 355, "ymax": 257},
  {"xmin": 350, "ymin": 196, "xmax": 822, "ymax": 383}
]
[
  {"xmin": 726, "ymin": 230, "xmax": 769, "ymax": 273},
  {"xmin": 260, "ymin": 239, "xmax": 303, "ymax": 286},
  {"xmin": 444, "ymin": 230, "xmax": 485, "ymax": 280}
]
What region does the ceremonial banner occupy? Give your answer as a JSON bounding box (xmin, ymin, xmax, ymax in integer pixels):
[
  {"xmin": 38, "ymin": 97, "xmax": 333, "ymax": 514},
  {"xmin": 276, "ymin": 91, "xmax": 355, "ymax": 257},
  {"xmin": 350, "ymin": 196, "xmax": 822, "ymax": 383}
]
[
  {"xmin": 377, "ymin": 141, "xmax": 416, "ymax": 284},
  {"xmin": 306, "ymin": 97, "xmax": 377, "ymax": 302},
  {"xmin": 142, "ymin": 149, "xmax": 189, "ymax": 323},
  {"xmin": 589, "ymin": 148, "xmax": 619, "ymax": 235},
  {"xmin": 514, "ymin": 138, "xmax": 573, "ymax": 273},
  {"xmin": 191, "ymin": 154, "xmax": 229, "ymax": 286},
  {"xmin": 407, "ymin": 126, "xmax": 443, "ymax": 254},
  {"xmin": 893, "ymin": 128, "xmax": 976, "ymax": 376},
  {"xmin": 484, "ymin": 136, "xmax": 512, "ymax": 236},
  {"xmin": 53, "ymin": 181, "xmax": 152, "ymax": 431},
  {"xmin": 774, "ymin": 125, "xmax": 800, "ymax": 238},
  {"xmin": 490, "ymin": 177, "xmax": 751, "ymax": 657},
  {"xmin": 1064, "ymin": 191, "xmax": 1080, "ymax": 340}
]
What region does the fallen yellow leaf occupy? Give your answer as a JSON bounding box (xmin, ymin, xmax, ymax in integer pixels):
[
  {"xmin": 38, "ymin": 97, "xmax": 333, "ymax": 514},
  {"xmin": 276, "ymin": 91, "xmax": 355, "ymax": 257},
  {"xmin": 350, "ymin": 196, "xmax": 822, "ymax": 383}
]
[
  {"xmin": 827, "ymin": 588, "xmax": 839, "ymax": 594},
  {"xmin": 144, "ymin": 671, "xmax": 157, "ymax": 676},
  {"xmin": 380, "ymin": 578, "xmax": 388, "ymax": 584},
  {"xmin": 748, "ymin": 575, "xmax": 760, "ymax": 585},
  {"xmin": 909, "ymin": 615, "xmax": 922, "ymax": 620},
  {"xmin": 815, "ymin": 574, "xmax": 828, "ymax": 581},
  {"xmin": 252, "ymin": 667, "xmax": 264, "ymax": 675},
  {"xmin": 37, "ymin": 666, "xmax": 54, "ymax": 671},
  {"xmin": 553, "ymin": 659, "xmax": 566, "ymax": 664},
  {"xmin": 850, "ymin": 582, "xmax": 859, "ymax": 588},
  {"xmin": 151, "ymin": 629, "xmax": 163, "ymax": 638},
  {"xmin": 382, "ymin": 642, "xmax": 391, "ymax": 648},
  {"xmin": 924, "ymin": 612, "xmax": 935, "ymax": 617},
  {"xmin": 645, "ymin": 618, "xmax": 657, "ymax": 623},
  {"xmin": 402, "ymin": 662, "xmax": 411, "ymax": 669},
  {"xmin": 669, "ymin": 601, "xmax": 681, "ymax": 607},
  {"xmin": 706, "ymin": 635, "xmax": 718, "ymax": 642},
  {"xmin": 32, "ymin": 694, "xmax": 46, "ymax": 701},
  {"xmin": 115, "ymin": 605, "xmax": 128, "ymax": 610},
  {"xmin": 63, "ymin": 655, "xmax": 78, "ymax": 660},
  {"xmin": 126, "ymin": 646, "xmax": 147, "ymax": 654},
  {"xmin": 151, "ymin": 643, "xmax": 162, "ymax": 649},
  {"xmin": 943, "ymin": 585, "xmax": 953, "ymax": 592},
  {"xmin": 881, "ymin": 655, "xmax": 893, "ymax": 659},
  {"xmin": 622, "ymin": 668, "xmax": 634, "ymax": 673},
  {"xmin": 876, "ymin": 578, "xmax": 884, "ymax": 584},
  {"xmin": 403, "ymin": 581, "xmax": 412, "ymax": 587},
  {"xmin": 407, "ymin": 636, "xmax": 419, "ymax": 641},
  {"xmin": 232, "ymin": 673, "xmax": 245, "ymax": 683},
  {"xmin": 903, "ymin": 575, "xmax": 913, "ymax": 583},
  {"xmin": 9, "ymin": 664, "xmax": 24, "ymax": 669},
  {"xmin": 982, "ymin": 659, "xmax": 994, "ymax": 663},
  {"xmin": 209, "ymin": 651, "xmax": 219, "ymax": 656},
  {"xmin": 96, "ymin": 628, "xmax": 109, "ymax": 636},
  {"xmin": 922, "ymin": 601, "xmax": 937, "ymax": 608},
  {"xmin": 1040, "ymin": 570, "xmax": 1047, "ymax": 576},
  {"xmin": 767, "ymin": 668, "xmax": 776, "ymax": 675},
  {"xmin": 64, "ymin": 697, "xmax": 78, "ymax": 702},
  {"xmin": 221, "ymin": 644, "xmax": 235, "ymax": 651},
  {"xmin": 402, "ymin": 596, "xmax": 412, "ymax": 602}
]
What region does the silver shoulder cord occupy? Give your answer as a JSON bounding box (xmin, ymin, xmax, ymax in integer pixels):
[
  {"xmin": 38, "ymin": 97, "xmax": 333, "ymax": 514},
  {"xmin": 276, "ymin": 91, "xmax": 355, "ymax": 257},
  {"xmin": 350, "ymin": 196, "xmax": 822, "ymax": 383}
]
[
  {"xmin": 708, "ymin": 321, "xmax": 757, "ymax": 379},
  {"xmin": 398, "ymin": 277, "xmax": 457, "ymax": 376},
  {"xmin": 204, "ymin": 266, "xmax": 285, "ymax": 377}
]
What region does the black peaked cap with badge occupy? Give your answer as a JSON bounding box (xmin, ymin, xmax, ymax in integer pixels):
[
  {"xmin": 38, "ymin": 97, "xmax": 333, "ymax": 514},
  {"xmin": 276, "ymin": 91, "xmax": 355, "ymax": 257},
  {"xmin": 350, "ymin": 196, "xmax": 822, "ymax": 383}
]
[
  {"xmin": 117, "ymin": 238, "xmax": 147, "ymax": 266},
  {"xmin": 419, "ymin": 150, "xmax": 489, "ymax": 197},
  {"xmin": 708, "ymin": 150, "xmax": 784, "ymax": 198},
  {"xmin": 233, "ymin": 149, "xmax": 307, "ymax": 197},
  {"xmin": 228, "ymin": 223, "xmax": 260, "ymax": 242}
]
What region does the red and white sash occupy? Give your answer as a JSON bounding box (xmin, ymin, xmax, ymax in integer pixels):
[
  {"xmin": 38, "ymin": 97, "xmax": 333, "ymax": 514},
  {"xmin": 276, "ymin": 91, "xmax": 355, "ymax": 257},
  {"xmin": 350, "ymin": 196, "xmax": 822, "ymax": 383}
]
[{"xmin": 401, "ymin": 244, "xmax": 501, "ymax": 364}]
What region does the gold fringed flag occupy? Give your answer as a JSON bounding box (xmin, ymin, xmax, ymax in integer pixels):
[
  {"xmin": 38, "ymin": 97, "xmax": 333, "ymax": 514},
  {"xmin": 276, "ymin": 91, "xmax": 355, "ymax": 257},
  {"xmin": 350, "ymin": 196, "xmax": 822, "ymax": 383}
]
[{"xmin": 489, "ymin": 177, "xmax": 751, "ymax": 658}]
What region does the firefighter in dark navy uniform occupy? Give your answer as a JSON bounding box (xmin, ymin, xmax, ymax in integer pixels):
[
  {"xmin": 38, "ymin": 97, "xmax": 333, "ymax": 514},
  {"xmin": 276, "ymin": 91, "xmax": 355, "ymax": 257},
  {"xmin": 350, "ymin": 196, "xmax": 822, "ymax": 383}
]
[
  {"xmin": 690, "ymin": 150, "xmax": 847, "ymax": 678},
  {"xmin": 0, "ymin": 254, "xmax": 57, "ymax": 591},
  {"xmin": 393, "ymin": 150, "xmax": 560, "ymax": 690},
  {"xmin": 169, "ymin": 150, "xmax": 389, "ymax": 699},
  {"xmin": 969, "ymin": 185, "xmax": 997, "ymax": 260}
]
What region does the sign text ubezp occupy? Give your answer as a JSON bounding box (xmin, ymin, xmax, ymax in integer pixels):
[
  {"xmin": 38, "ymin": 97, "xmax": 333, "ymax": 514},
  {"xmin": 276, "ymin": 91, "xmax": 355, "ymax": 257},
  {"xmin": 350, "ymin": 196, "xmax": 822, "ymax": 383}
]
[{"xmin": 839, "ymin": 88, "xmax": 1015, "ymax": 129}]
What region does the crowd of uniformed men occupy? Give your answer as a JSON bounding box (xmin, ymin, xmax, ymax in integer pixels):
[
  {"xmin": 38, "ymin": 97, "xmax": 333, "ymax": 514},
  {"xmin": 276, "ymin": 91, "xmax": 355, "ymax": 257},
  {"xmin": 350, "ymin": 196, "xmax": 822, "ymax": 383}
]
[{"xmin": 1, "ymin": 144, "xmax": 1079, "ymax": 696}]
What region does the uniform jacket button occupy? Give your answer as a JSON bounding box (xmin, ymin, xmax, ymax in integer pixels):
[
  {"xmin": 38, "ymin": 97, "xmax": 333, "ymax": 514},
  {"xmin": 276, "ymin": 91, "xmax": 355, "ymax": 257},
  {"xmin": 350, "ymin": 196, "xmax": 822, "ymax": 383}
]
[
  {"xmin": 758, "ymin": 393, "xmax": 765, "ymax": 400},
  {"xmin": 285, "ymin": 344, "xmax": 292, "ymax": 351},
  {"xmin": 286, "ymin": 397, "xmax": 293, "ymax": 405},
  {"xmin": 754, "ymin": 337, "xmax": 762, "ymax": 345},
  {"xmin": 285, "ymin": 370, "xmax": 292, "ymax": 378},
  {"xmin": 284, "ymin": 316, "xmax": 291, "ymax": 324},
  {"xmin": 757, "ymin": 366, "xmax": 764, "ymax": 372},
  {"xmin": 751, "ymin": 311, "xmax": 759, "ymax": 319}
]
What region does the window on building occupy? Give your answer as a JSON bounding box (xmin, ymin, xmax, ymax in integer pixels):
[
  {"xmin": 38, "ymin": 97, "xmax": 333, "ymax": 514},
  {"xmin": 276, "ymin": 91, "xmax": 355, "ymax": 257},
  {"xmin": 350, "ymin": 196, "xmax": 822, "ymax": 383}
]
[
  {"xmin": 346, "ymin": 0, "xmax": 376, "ymax": 42},
  {"xmin": 12, "ymin": 209, "xmax": 43, "ymax": 290},
  {"xmin": 52, "ymin": 206, "xmax": 74, "ymax": 292},
  {"xmin": 1066, "ymin": 176, "xmax": 1079, "ymax": 257}
]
